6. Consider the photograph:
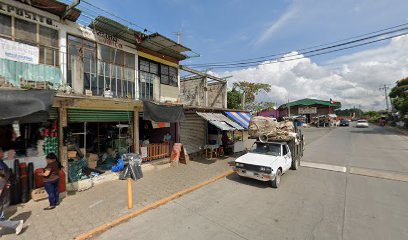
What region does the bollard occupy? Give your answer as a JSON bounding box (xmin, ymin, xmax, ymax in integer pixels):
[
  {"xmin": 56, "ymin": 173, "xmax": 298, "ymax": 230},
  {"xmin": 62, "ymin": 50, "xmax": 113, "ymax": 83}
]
[{"xmin": 127, "ymin": 178, "xmax": 133, "ymax": 209}]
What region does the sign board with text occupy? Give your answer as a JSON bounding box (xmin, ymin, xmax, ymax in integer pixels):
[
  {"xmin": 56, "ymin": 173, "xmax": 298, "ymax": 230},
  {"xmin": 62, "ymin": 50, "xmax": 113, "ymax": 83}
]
[
  {"xmin": 298, "ymin": 107, "xmax": 317, "ymax": 114},
  {"xmin": 0, "ymin": 38, "xmax": 39, "ymax": 64}
]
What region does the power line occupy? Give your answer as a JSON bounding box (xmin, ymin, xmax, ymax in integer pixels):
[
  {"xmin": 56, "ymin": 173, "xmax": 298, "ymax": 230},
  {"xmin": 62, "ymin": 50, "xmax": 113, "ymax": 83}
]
[
  {"xmin": 186, "ymin": 22, "xmax": 408, "ymax": 67},
  {"xmin": 193, "ymin": 31, "xmax": 408, "ymax": 70},
  {"xmin": 188, "ymin": 27, "xmax": 408, "ymax": 68}
]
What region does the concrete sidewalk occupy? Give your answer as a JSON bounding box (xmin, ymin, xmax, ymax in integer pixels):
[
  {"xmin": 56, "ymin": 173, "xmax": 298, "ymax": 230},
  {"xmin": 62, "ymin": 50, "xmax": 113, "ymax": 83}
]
[{"xmin": 0, "ymin": 156, "xmax": 234, "ymax": 240}]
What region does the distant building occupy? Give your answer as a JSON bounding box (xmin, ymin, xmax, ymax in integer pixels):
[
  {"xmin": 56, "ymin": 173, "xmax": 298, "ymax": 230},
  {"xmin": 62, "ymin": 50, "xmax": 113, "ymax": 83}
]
[
  {"xmin": 278, "ymin": 98, "xmax": 341, "ymax": 123},
  {"xmin": 256, "ymin": 108, "xmax": 280, "ymax": 118}
]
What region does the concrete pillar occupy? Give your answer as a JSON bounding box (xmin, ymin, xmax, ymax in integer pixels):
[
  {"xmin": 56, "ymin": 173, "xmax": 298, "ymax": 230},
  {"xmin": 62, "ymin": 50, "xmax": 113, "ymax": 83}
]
[
  {"xmin": 133, "ymin": 109, "xmax": 140, "ymax": 154},
  {"xmin": 58, "ymin": 107, "xmax": 68, "ymax": 185}
]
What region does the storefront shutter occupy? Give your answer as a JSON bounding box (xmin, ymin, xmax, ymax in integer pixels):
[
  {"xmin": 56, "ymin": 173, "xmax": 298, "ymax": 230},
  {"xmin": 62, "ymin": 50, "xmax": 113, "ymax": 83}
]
[
  {"xmin": 67, "ymin": 109, "xmax": 133, "ymax": 122},
  {"xmin": 179, "ymin": 113, "xmax": 207, "ymax": 154}
]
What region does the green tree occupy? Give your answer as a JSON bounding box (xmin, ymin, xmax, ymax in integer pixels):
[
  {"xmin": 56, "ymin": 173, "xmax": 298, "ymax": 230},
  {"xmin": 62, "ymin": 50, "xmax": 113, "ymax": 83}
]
[
  {"xmin": 231, "ymin": 81, "xmax": 271, "ymax": 110},
  {"xmin": 246, "ymin": 101, "xmax": 276, "ymax": 114},
  {"xmin": 227, "ymin": 88, "xmax": 243, "ymax": 109},
  {"xmin": 389, "ymin": 77, "xmax": 408, "ymax": 115}
]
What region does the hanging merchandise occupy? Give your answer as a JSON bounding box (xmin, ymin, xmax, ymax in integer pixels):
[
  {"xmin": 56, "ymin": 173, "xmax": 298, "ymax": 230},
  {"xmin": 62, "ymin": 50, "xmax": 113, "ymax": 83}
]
[{"xmin": 42, "ymin": 122, "xmax": 59, "ymax": 155}]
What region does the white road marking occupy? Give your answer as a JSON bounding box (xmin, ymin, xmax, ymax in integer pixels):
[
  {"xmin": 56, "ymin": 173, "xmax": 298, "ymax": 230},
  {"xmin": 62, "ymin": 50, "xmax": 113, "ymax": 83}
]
[
  {"xmin": 89, "ymin": 200, "xmax": 104, "ymax": 208},
  {"xmin": 349, "ymin": 167, "xmax": 408, "ymax": 182},
  {"xmin": 301, "ymin": 161, "xmax": 347, "ymax": 173}
]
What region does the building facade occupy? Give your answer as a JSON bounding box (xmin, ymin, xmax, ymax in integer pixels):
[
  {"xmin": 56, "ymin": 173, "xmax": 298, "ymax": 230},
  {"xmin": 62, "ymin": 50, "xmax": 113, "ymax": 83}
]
[
  {"xmin": 0, "ymin": 0, "xmax": 192, "ymax": 186},
  {"xmin": 278, "ymin": 98, "xmax": 341, "ymax": 123}
]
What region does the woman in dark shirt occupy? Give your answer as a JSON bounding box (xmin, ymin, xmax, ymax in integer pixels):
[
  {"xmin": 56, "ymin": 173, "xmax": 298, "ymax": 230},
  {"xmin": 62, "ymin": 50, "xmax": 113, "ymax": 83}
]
[{"xmin": 41, "ymin": 153, "xmax": 62, "ymax": 210}]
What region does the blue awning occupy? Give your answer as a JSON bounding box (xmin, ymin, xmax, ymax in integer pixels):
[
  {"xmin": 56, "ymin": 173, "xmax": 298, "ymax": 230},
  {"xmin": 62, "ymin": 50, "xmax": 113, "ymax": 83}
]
[{"xmin": 224, "ymin": 112, "xmax": 252, "ymax": 129}]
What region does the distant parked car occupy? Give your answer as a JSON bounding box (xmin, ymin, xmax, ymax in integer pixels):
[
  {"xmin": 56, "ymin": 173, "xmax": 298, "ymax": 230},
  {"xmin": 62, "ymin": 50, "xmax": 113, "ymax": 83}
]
[
  {"xmin": 340, "ymin": 118, "xmax": 349, "ymax": 127},
  {"xmin": 356, "ymin": 119, "xmax": 369, "ymax": 128}
]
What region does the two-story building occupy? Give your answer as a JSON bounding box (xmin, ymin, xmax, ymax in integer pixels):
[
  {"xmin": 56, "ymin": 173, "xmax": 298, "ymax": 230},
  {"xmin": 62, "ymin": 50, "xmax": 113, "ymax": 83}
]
[{"xmin": 0, "ymin": 0, "xmax": 193, "ymax": 186}]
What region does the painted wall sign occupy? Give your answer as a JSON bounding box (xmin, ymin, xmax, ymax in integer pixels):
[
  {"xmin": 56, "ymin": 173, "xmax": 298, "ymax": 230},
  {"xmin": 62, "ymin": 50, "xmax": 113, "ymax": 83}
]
[
  {"xmin": 298, "ymin": 107, "xmax": 317, "ymax": 114},
  {"xmin": 96, "ymin": 31, "xmax": 123, "ymax": 49},
  {"xmin": 0, "ymin": 2, "xmax": 53, "ymax": 26},
  {"xmin": 0, "ymin": 38, "xmax": 39, "ymax": 64}
]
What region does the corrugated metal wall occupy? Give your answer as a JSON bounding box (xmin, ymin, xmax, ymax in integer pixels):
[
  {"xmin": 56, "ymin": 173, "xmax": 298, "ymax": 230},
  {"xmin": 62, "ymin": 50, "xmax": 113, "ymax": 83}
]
[{"xmin": 180, "ymin": 113, "xmax": 206, "ymax": 154}]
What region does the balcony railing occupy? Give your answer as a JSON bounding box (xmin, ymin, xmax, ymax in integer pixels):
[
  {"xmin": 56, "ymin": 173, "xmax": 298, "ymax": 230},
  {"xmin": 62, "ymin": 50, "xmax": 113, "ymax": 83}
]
[{"xmin": 0, "ymin": 57, "xmax": 61, "ymax": 89}]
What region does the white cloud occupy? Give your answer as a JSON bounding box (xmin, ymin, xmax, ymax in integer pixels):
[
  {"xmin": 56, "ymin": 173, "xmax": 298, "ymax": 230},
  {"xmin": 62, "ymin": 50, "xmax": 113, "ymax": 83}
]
[{"xmin": 220, "ymin": 35, "xmax": 408, "ymax": 110}]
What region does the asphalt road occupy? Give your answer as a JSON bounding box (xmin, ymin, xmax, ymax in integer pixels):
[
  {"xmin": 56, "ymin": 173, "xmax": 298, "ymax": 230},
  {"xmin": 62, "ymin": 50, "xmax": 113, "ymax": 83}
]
[{"xmin": 98, "ymin": 125, "xmax": 408, "ymax": 240}]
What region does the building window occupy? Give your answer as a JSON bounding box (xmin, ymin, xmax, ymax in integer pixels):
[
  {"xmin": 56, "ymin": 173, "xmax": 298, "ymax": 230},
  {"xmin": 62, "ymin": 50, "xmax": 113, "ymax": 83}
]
[
  {"xmin": 0, "ymin": 14, "xmax": 59, "ymax": 66},
  {"xmin": 97, "ymin": 44, "xmax": 135, "ymax": 98},
  {"xmin": 160, "ymin": 64, "xmax": 178, "ymax": 87},
  {"xmin": 67, "ymin": 35, "xmax": 97, "ymax": 92},
  {"xmin": 0, "ymin": 13, "xmax": 11, "ymax": 38},
  {"xmin": 15, "ymin": 18, "xmax": 37, "ymax": 44},
  {"xmin": 139, "ymin": 58, "xmax": 158, "ymax": 99}
]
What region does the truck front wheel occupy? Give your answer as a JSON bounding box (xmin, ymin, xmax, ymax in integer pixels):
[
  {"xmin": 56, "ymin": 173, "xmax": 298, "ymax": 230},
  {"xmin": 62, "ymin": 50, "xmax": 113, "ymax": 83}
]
[
  {"xmin": 271, "ymin": 169, "xmax": 282, "ymax": 188},
  {"xmin": 290, "ymin": 157, "xmax": 299, "ymax": 170}
]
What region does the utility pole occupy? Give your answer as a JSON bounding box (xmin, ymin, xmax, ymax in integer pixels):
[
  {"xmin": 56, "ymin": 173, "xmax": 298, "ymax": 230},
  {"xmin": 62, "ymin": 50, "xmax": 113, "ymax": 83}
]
[
  {"xmin": 173, "ymin": 32, "xmax": 181, "ymax": 44},
  {"xmin": 241, "ymin": 91, "xmax": 246, "ymax": 110},
  {"xmin": 379, "ymin": 84, "xmax": 390, "ymax": 112},
  {"xmin": 287, "ymin": 97, "xmax": 291, "ymax": 118}
]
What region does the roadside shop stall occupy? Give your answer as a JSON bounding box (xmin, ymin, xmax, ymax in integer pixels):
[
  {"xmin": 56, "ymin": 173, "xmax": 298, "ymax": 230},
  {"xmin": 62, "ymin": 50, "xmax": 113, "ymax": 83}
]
[{"xmin": 0, "ymin": 90, "xmax": 64, "ymax": 204}]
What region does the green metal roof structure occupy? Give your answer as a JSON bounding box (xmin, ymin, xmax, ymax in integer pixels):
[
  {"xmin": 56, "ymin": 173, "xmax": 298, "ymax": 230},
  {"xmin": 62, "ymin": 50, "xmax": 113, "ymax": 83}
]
[{"xmin": 279, "ymin": 98, "xmax": 341, "ymax": 109}]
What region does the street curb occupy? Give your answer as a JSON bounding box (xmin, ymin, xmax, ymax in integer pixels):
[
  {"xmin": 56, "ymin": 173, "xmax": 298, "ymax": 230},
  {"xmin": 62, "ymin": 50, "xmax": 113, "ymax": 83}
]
[{"xmin": 74, "ymin": 169, "xmax": 235, "ymax": 240}]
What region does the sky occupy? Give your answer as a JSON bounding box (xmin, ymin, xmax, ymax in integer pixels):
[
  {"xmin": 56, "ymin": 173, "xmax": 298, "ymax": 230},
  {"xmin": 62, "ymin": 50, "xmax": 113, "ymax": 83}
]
[{"xmin": 85, "ymin": 0, "xmax": 408, "ymax": 110}]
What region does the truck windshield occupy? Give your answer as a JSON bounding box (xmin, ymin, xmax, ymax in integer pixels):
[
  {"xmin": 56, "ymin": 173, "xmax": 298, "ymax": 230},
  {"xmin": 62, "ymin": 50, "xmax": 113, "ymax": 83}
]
[{"xmin": 249, "ymin": 142, "xmax": 281, "ymax": 156}]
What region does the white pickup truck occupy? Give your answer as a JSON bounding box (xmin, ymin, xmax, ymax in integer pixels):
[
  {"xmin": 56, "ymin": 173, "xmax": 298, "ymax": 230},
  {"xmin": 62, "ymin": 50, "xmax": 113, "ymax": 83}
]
[{"xmin": 234, "ymin": 138, "xmax": 303, "ymax": 188}]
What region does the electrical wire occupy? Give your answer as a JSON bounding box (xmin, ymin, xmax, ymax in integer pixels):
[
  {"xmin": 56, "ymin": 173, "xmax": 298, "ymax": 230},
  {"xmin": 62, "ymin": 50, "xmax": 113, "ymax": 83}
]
[
  {"xmin": 187, "ymin": 22, "xmax": 408, "ymax": 67},
  {"xmin": 197, "ymin": 31, "xmax": 408, "ymax": 70}
]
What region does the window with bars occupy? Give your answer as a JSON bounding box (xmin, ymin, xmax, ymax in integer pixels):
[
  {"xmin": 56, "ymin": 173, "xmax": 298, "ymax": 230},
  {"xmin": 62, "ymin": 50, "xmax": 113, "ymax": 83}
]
[{"xmin": 98, "ymin": 44, "xmax": 136, "ymax": 98}]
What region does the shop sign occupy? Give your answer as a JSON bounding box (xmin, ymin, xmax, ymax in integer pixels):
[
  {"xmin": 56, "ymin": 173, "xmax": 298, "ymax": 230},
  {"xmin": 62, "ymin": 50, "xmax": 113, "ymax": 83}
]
[
  {"xmin": 298, "ymin": 107, "xmax": 317, "ymax": 114},
  {"xmin": 151, "ymin": 121, "xmax": 170, "ymax": 129},
  {"xmin": 96, "ymin": 31, "xmax": 123, "ymax": 49},
  {"xmin": 0, "ymin": 2, "xmax": 53, "ymax": 26},
  {"xmin": 0, "ymin": 38, "xmax": 39, "ymax": 64}
]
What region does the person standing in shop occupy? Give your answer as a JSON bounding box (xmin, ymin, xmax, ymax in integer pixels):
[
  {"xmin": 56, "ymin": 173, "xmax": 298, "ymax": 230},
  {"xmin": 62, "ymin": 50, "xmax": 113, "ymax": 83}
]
[
  {"xmin": 41, "ymin": 153, "xmax": 62, "ymax": 210},
  {"xmin": 0, "ymin": 148, "xmax": 24, "ymax": 235}
]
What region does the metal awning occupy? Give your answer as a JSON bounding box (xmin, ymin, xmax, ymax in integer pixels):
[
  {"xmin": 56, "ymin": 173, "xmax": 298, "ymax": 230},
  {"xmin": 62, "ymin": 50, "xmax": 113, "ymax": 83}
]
[
  {"xmin": 89, "ymin": 16, "xmax": 147, "ymax": 45},
  {"xmin": 27, "ymin": 0, "xmax": 81, "ymax": 22},
  {"xmin": 225, "ymin": 112, "xmax": 253, "ymax": 129},
  {"xmin": 140, "ymin": 33, "xmax": 191, "ymax": 60},
  {"xmin": 89, "ymin": 17, "xmax": 191, "ymax": 60},
  {"xmin": 196, "ymin": 112, "xmax": 242, "ymax": 131}
]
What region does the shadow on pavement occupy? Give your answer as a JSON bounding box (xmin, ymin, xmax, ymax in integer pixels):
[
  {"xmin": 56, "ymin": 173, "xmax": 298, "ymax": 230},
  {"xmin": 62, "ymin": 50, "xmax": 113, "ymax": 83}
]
[
  {"xmin": 350, "ymin": 127, "xmax": 399, "ymax": 135},
  {"xmin": 0, "ymin": 211, "xmax": 32, "ymax": 236},
  {"xmin": 226, "ymin": 173, "xmax": 270, "ymax": 189}
]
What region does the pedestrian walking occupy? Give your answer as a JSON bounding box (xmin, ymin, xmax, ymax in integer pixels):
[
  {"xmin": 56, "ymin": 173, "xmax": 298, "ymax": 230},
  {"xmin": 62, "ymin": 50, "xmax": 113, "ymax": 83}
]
[
  {"xmin": 41, "ymin": 153, "xmax": 62, "ymax": 210},
  {"xmin": 0, "ymin": 148, "xmax": 24, "ymax": 235}
]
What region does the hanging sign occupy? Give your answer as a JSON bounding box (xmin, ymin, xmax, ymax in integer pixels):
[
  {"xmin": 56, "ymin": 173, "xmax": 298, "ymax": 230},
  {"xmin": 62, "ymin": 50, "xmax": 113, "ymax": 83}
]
[
  {"xmin": 151, "ymin": 121, "xmax": 170, "ymax": 129},
  {"xmin": 298, "ymin": 107, "xmax": 317, "ymax": 114},
  {"xmin": 0, "ymin": 38, "xmax": 39, "ymax": 64}
]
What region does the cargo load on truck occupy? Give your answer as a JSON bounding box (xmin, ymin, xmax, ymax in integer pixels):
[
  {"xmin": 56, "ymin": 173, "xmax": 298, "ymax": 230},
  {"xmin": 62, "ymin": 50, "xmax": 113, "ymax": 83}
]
[{"xmin": 248, "ymin": 116, "xmax": 298, "ymax": 142}]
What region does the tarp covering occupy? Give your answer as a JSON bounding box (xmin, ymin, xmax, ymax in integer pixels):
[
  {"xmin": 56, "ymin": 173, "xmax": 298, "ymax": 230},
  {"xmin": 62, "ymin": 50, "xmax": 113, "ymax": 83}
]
[
  {"xmin": 225, "ymin": 111, "xmax": 252, "ymax": 129},
  {"xmin": 143, "ymin": 101, "xmax": 185, "ymax": 122},
  {"xmin": 0, "ymin": 90, "xmax": 54, "ymax": 125},
  {"xmin": 196, "ymin": 112, "xmax": 243, "ymax": 131},
  {"xmin": 249, "ymin": 116, "xmax": 296, "ymax": 141}
]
